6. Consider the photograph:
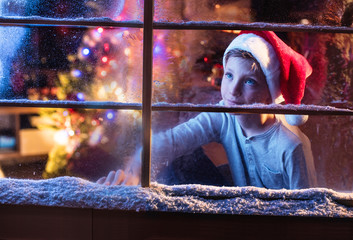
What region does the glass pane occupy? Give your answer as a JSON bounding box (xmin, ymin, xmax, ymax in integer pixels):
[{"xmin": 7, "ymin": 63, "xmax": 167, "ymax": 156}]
[
  {"xmin": 155, "ymin": 0, "xmax": 352, "ymax": 27},
  {"xmin": 1, "ymin": 25, "xmax": 142, "ymax": 103},
  {"xmin": 0, "ymin": 114, "xmax": 17, "ymax": 153},
  {"xmin": 0, "ymin": 0, "xmax": 143, "ymax": 21},
  {"xmin": 152, "ymin": 30, "xmax": 353, "ymax": 110},
  {"xmin": 0, "ymin": 108, "xmax": 142, "ymax": 182},
  {"xmin": 151, "ymin": 111, "xmax": 353, "ymax": 191}
]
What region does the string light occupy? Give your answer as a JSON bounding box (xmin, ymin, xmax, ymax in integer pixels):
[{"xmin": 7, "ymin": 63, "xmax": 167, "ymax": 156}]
[{"xmin": 97, "ymin": 27, "xmax": 104, "ymax": 33}]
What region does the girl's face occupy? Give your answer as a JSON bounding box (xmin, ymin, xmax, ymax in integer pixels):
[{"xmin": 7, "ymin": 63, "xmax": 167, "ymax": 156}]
[{"xmin": 221, "ymin": 57, "xmax": 272, "ymax": 107}]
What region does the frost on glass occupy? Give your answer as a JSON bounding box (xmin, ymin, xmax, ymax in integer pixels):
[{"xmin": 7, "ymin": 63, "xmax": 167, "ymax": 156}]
[
  {"xmin": 154, "ymin": 0, "xmax": 352, "ymax": 27},
  {"xmin": 151, "ymin": 111, "xmax": 353, "ymax": 191},
  {"xmin": 0, "ymin": 0, "xmax": 143, "ymax": 21},
  {"xmin": 2, "ymin": 25, "xmax": 142, "ymax": 102},
  {"xmin": 0, "ymin": 108, "xmax": 142, "ymax": 182}
]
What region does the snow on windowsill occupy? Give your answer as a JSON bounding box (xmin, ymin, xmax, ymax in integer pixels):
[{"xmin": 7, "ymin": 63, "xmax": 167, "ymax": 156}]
[{"xmin": 0, "ymin": 176, "xmax": 352, "ymax": 217}]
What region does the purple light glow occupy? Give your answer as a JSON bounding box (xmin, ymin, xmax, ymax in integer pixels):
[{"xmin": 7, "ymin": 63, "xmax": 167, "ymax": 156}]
[
  {"xmin": 71, "ymin": 69, "xmax": 82, "ymax": 78},
  {"xmin": 77, "ymin": 93, "xmax": 85, "ymax": 101},
  {"xmin": 154, "ymin": 45, "xmax": 162, "ymax": 55},
  {"xmin": 106, "ymin": 111, "xmax": 115, "ymax": 120}
]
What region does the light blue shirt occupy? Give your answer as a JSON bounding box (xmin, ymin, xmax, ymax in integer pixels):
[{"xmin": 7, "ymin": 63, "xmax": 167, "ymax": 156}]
[{"xmin": 152, "ymin": 111, "xmax": 317, "ymax": 189}]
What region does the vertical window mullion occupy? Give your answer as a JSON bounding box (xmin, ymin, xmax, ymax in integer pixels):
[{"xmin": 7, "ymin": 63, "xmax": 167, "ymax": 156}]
[{"xmin": 141, "ymin": 0, "xmax": 154, "ymax": 187}]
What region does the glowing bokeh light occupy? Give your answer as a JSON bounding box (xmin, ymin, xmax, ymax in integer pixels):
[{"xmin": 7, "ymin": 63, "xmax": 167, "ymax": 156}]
[
  {"xmin": 110, "ymin": 81, "xmax": 117, "ymax": 89},
  {"xmin": 154, "ymin": 45, "xmax": 162, "ymax": 55},
  {"xmin": 54, "ymin": 130, "xmax": 69, "ymax": 145},
  {"xmin": 173, "ymin": 50, "xmax": 181, "ymax": 57},
  {"xmin": 104, "ymin": 43, "xmax": 110, "ymax": 52},
  {"xmin": 124, "ymin": 48, "xmax": 131, "ymax": 56},
  {"xmin": 82, "ymin": 48, "xmax": 90, "ymax": 56},
  {"xmin": 71, "ymin": 69, "xmax": 82, "ymax": 78},
  {"xmin": 115, "ymin": 87, "xmax": 123, "ymax": 96},
  {"xmin": 77, "ymin": 92, "xmax": 84, "ymax": 101},
  {"xmin": 106, "ymin": 111, "xmax": 115, "ymax": 120},
  {"xmin": 101, "ymin": 71, "xmax": 107, "ymax": 77},
  {"xmin": 101, "ymin": 56, "xmax": 108, "ymax": 63}
]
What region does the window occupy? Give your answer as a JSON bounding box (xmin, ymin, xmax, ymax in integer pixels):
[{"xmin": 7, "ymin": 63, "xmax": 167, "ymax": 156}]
[{"xmin": 0, "ymin": 0, "xmax": 353, "ymax": 193}]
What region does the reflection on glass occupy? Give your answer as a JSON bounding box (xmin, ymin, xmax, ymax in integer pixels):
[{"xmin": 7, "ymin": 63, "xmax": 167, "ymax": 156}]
[
  {"xmin": 1, "ymin": 25, "xmax": 142, "ymax": 102},
  {"xmin": 0, "ymin": 0, "xmax": 143, "ymax": 21},
  {"xmin": 154, "ymin": 0, "xmax": 351, "ymax": 27},
  {"xmin": 152, "ymin": 111, "xmax": 353, "ymax": 192},
  {"xmin": 0, "ymin": 108, "xmax": 142, "ymax": 182}
]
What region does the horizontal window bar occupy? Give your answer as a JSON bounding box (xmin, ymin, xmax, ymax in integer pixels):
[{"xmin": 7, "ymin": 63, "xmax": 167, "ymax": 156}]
[
  {"xmin": 152, "ymin": 103, "xmax": 353, "ymax": 116},
  {"xmin": 153, "ymin": 21, "xmax": 353, "ymax": 33},
  {"xmin": 0, "ymin": 100, "xmax": 352, "ymax": 116},
  {"xmin": 0, "ymin": 100, "xmax": 142, "ymax": 110},
  {"xmin": 0, "ymin": 17, "xmax": 143, "ymax": 28},
  {"xmin": 0, "ymin": 17, "xmax": 353, "ymax": 33}
]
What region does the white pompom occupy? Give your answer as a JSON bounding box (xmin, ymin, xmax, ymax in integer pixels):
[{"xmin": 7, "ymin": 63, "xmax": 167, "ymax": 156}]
[{"xmin": 285, "ymin": 114, "xmax": 309, "ymax": 126}]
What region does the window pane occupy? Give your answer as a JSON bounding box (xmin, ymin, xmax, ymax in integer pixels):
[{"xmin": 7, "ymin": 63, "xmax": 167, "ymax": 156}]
[
  {"xmin": 152, "ymin": 30, "xmax": 353, "ymax": 110},
  {"xmin": 155, "ymin": 0, "xmax": 351, "ymax": 27},
  {"xmin": 151, "ymin": 111, "xmax": 353, "ymax": 191},
  {"xmin": 0, "ymin": 108, "xmax": 142, "ymax": 182},
  {"xmin": 1, "ymin": 25, "xmax": 142, "ymax": 103},
  {"xmin": 0, "ymin": 0, "xmax": 143, "ymax": 21}
]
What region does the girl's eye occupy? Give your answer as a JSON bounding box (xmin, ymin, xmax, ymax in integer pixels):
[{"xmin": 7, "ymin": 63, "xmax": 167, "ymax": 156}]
[
  {"xmin": 225, "ymin": 73, "xmax": 233, "ymax": 80},
  {"xmin": 244, "ymin": 78, "xmax": 257, "ymax": 86}
]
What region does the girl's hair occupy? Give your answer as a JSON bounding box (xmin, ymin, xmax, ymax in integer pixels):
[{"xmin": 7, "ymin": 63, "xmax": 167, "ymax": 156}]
[{"xmin": 224, "ymin": 49, "xmax": 263, "ymax": 74}]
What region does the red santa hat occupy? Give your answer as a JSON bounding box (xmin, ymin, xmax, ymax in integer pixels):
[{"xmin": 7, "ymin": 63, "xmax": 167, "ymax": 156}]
[{"xmin": 223, "ymin": 30, "xmax": 312, "ymax": 126}]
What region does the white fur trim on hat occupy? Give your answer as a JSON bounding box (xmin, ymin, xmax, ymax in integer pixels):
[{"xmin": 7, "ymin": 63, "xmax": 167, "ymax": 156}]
[{"xmin": 223, "ymin": 33, "xmax": 284, "ymax": 104}]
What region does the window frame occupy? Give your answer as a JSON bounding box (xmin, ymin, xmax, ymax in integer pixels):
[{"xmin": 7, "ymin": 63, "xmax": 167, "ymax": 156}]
[{"xmin": 0, "ymin": 0, "xmax": 353, "ymax": 187}]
